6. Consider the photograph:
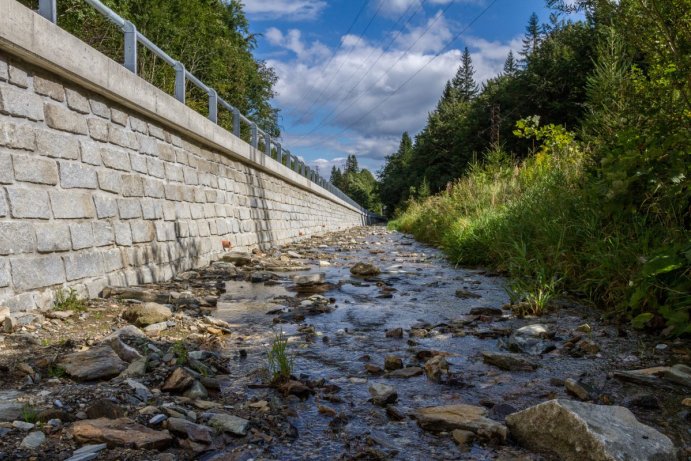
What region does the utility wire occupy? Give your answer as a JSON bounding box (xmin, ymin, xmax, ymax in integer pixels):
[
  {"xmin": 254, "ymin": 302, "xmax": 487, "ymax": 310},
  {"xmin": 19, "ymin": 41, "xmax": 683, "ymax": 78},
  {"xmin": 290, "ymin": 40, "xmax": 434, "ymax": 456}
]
[
  {"xmin": 294, "ymin": 1, "xmax": 384, "ymax": 124},
  {"xmin": 313, "ymin": 0, "xmax": 499, "ymax": 145},
  {"xmin": 296, "ymin": 0, "xmax": 457, "ymax": 138}
]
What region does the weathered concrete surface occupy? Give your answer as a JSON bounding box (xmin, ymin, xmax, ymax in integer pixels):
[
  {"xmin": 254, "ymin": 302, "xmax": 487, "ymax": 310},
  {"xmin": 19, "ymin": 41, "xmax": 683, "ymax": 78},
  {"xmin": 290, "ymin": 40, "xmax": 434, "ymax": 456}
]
[{"xmin": 0, "ymin": 1, "xmax": 368, "ymax": 312}]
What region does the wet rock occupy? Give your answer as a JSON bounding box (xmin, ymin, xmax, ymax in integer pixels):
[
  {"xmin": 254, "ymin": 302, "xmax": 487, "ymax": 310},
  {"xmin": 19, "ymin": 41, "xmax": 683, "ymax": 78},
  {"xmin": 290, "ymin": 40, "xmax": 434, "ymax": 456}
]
[
  {"xmin": 206, "ymin": 413, "xmax": 250, "ymax": 436},
  {"xmin": 0, "ymin": 393, "xmax": 24, "ymax": 422},
  {"xmin": 385, "ymin": 405, "xmax": 406, "ymax": 421},
  {"xmin": 504, "ymin": 326, "xmax": 554, "ymax": 355},
  {"xmin": 162, "ymin": 367, "xmax": 194, "ymax": 393},
  {"xmin": 86, "ymin": 399, "xmax": 125, "ymax": 419},
  {"xmin": 122, "ymin": 303, "xmax": 172, "ymax": 327},
  {"xmin": 573, "ymin": 338, "xmax": 600, "ymax": 356},
  {"xmin": 385, "ymin": 328, "xmax": 403, "ymax": 338},
  {"xmin": 469, "ymin": 307, "xmax": 503, "ymax": 316},
  {"xmin": 318, "ymin": 405, "xmax": 337, "ymax": 417},
  {"xmin": 481, "ymin": 351, "xmax": 538, "ymax": 372},
  {"xmin": 455, "ymin": 290, "xmax": 481, "ymax": 299},
  {"xmin": 576, "ymin": 323, "xmax": 591, "ymax": 333},
  {"xmin": 350, "ymin": 262, "xmax": 381, "ymax": 277},
  {"xmin": 369, "ymin": 383, "xmax": 397, "ymax": 406},
  {"xmin": 167, "ymin": 417, "xmax": 213, "ymax": 444},
  {"xmin": 293, "ymin": 273, "xmax": 326, "ymax": 285},
  {"xmin": 682, "ymin": 397, "xmax": 691, "ymax": 407},
  {"xmin": 389, "ymin": 367, "xmax": 423, "ymax": 378},
  {"xmin": 384, "ymin": 355, "xmax": 403, "ymax": 371},
  {"xmin": 415, "ymin": 404, "xmax": 508, "ymax": 442},
  {"xmin": 564, "ymin": 378, "xmax": 590, "ymax": 401},
  {"xmin": 452, "ymin": 429, "xmax": 476, "ymax": 447},
  {"xmin": 72, "ymin": 418, "xmax": 172, "ymax": 449},
  {"xmin": 662, "ymin": 364, "xmax": 691, "ymax": 388},
  {"xmin": 66, "ymin": 443, "xmax": 107, "ymax": 461},
  {"xmin": 59, "ymin": 346, "xmax": 127, "ymax": 380},
  {"xmin": 626, "ymin": 394, "xmax": 661, "ymax": 410},
  {"xmin": 365, "ymin": 364, "xmax": 383, "ymax": 374},
  {"xmin": 20, "ymin": 431, "xmax": 45, "ymax": 449},
  {"xmin": 505, "ymin": 399, "xmax": 676, "ymax": 461},
  {"xmin": 424, "ymin": 355, "xmax": 448, "ymax": 381},
  {"xmin": 221, "ymin": 251, "xmax": 252, "ymax": 266},
  {"xmin": 613, "ymin": 366, "xmax": 668, "ymax": 386},
  {"xmin": 279, "ymin": 380, "xmax": 313, "ymax": 399}
]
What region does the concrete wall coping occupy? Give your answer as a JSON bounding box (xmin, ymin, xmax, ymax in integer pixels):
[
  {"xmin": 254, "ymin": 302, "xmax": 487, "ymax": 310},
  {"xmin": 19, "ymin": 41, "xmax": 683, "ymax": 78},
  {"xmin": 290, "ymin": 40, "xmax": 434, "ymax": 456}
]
[{"xmin": 0, "ymin": 0, "xmax": 362, "ymax": 215}]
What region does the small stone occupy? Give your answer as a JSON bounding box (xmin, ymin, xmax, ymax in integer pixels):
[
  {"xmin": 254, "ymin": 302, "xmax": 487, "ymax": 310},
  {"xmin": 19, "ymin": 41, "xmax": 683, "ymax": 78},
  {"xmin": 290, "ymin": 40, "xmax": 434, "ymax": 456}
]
[
  {"xmin": 469, "ymin": 307, "xmax": 503, "ymax": 316},
  {"xmin": 663, "ymin": 364, "xmax": 691, "ymax": 388},
  {"xmin": 350, "ymin": 262, "xmax": 381, "ymax": 277},
  {"xmin": 415, "ymin": 404, "xmax": 507, "ymax": 442},
  {"xmin": 85, "ymin": 399, "xmax": 125, "ymax": 420},
  {"xmin": 389, "ymin": 367, "xmax": 424, "ymax": 378},
  {"xmin": 184, "ymin": 381, "xmax": 208, "ymax": 400},
  {"xmin": 385, "ymin": 405, "xmax": 406, "ymax": 421},
  {"xmin": 575, "ymin": 323, "xmax": 591, "ymax": 333},
  {"xmin": 455, "ymin": 290, "xmax": 481, "ymax": 299},
  {"xmin": 166, "ymin": 417, "xmax": 213, "ymax": 444},
  {"xmin": 72, "ymin": 417, "xmax": 172, "ymax": 449},
  {"xmin": 221, "ymin": 251, "xmax": 252, "ymax": 266},
  {"xmin": 149, "ymin": 414, "xmax": 167, "ymax": 425},
  {"xmin": 384, "ymin": 355, "xmax": 403, "ymax": 371},
  {"xmin": 385, "ymin": 328, "xmax": 403, "ymax": 338},
  {"xmin": 452, "ymin": 429, "xmax": 476, "ymax": 446},
  {"xmin": 20, "ymin": 431, "xmax": 45, "ymax": 449},
  {"xmin": 206, "ymin": 413, "xmax": 250, "ymax": 436},
  {"xmin": 126, "ymin": 379, "xmax": 152, "ymax": 402},
  {"xmin": 424, "ymin": 355, "xmax": 449, "ymax": 381},
  {"xmin": 481, "ymin": 351, "xmax": 537, "ymax": 372},
  {"xmin": 162, "ymin": 368, "xmax": 194, "ymax": 393},
  {"xmin": 12, "ymin": 420, "xmax": 35, "ymax": 430},
  {"xmin": 681, "ymin": 398, "xmax": 691, "ymax": 407},
  {"xmin": 564, "ymin": 378, "xmax": 590, "ymax": 400},
  {"xmin": 122, "ymin": 303, "xmax": 172, "ymax": 327},
  {"xmin": 365, "ymin": 364, "xmax": 383, "ymax": 374},
  {"xmin": 59, "ymin": 346, "xmax": 126, "ymax": 381},
  {"xmin": 368, "ymin": 383, "xmax": 397, "ymax": 406},
  {"xmin": 574, "ymin": 338, "xmax": 600, "ymax": 355}
]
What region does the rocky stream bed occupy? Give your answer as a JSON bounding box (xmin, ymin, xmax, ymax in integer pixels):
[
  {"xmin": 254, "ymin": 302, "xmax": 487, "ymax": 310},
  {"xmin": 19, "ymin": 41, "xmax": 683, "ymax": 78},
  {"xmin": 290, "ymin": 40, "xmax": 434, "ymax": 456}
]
[{"xmin": 0, "ymin": 226, "xmax": 689, "ymax": 460}]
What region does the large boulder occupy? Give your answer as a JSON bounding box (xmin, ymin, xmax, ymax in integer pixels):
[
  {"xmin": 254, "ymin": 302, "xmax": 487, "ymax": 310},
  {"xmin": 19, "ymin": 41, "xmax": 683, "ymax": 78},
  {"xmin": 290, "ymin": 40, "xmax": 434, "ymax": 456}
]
[
  {"xmin": 122, "ymin": 303, "xmax": 172, "ymax": 327},
  {"xmin": 72, "ymin": 418, "xmax": 172, "ymax": 450},
  {"xmin": 59, "ymin": 346, "xmax": 127, "ymax": 381},
  {"xmin": 415, "ymin": 404, "xmax": 507, "ymax": 442},
  {"xmin": 505, "ymin": 399, "xmax": 676, "ymax": 461}
]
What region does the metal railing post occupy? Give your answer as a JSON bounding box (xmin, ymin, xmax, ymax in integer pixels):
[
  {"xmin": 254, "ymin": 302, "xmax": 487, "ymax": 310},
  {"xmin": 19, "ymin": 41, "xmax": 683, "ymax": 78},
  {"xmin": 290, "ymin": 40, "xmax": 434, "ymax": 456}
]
[
  {"xmin": 174, "ymin": 61, "xmax": 185, "ymax": 103},
  {"xmin": 38, "ymin": 0, "xmax": 57, "ymax": 23},
  {"xmin": 251, "ymin": 123, "xmax": 258, "ymax": 149},
  {"xmin": 264, "ymin": 134, "xmax": 271, "ymax": 157},
  {"xmin": 277, "ymin": 144, "xmax": 283, "ymax": 164},
  {"xmin": 208, "ymin": 89, "xmax": 218, "ymax": 123},
  {"xmin": 123, "ymin": 21, "xmax": 137, "ymax": 74},
  {"xmin": 232, "ymin": 108, "xmax": 240, "ymax": 137}
]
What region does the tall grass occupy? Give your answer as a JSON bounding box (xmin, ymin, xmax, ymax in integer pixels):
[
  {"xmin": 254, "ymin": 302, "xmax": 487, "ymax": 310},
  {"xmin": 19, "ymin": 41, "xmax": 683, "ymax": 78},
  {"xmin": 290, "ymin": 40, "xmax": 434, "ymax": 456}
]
[{"xmin": 391, "ymin": 124, "xmax": 689, "ymax": 333}]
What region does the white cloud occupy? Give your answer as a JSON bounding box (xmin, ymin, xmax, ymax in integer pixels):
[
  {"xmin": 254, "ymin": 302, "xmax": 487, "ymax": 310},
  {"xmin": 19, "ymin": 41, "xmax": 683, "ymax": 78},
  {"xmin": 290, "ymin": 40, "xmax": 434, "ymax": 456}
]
[
  {"xmin": 394, "ymin": 10, "xmax": 453, "ymax": 53},
  {"xmin": 242, "ymin": 0, "xmax": 326, "ymax": 21},
  {"xmin": 264, "ymin": 17, "xmax": 521, "ymax": 170}
]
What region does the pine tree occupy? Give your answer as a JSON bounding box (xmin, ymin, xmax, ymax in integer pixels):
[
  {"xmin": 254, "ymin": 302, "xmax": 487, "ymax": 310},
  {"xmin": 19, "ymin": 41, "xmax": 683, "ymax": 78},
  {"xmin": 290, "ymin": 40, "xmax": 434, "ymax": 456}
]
[
  {"xmin": 503, "ymin": 50, "xmax": 518, "ymax": 76},
  {"xmin": 520, "ymin": 13, "xmax": 541, "ymax": 61},
  {"xmin": 451, "ymin": 47, "xmax": 479, "ymax": 102},
  {"xmin": 344, "ymin": 155, "xmax": 359, "ymax": 175},
  {"xmin": 330, "ymin": 166, "xmax": 343, "ymax": 189}
]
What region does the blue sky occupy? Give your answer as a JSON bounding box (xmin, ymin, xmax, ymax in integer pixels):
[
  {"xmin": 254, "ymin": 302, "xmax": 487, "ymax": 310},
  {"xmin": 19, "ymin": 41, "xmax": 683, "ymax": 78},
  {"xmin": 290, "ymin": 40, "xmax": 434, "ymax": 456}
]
[{"xmin": 241, "ymin": 0, "xmax": 571, "ymax": 175}]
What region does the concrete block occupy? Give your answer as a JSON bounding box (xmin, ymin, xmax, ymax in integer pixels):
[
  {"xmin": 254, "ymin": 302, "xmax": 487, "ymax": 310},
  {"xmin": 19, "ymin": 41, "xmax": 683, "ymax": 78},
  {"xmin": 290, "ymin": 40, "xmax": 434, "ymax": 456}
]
[
  {"xmin": 183, "ymin": 167, "xmax": 199, "ymax": 185},
  {"xmin": 143, "ymin": 178, "xmax": 164, "ymax": 198},
  {"xmin": 129, "ymin": 116, "xmax": 148, "ymax": 134},
  {"xmin": 141, "ymin": 200, "xmax": 163, "ymax": 220},
  {"xmin": 114, "ymin": 222, "xmax": 132, "ymax": 246},
  {"xmin": 3, "ymin": 292, "xmax": 36, "ymax": 312},
  {"xmin": 79, "ymin": 140, "xmax": 103, "ymax": 166},
  {"xmin": 120, "ymin": 174, "xmax": 144, "ymax": 197},
  {"xmin": 0, "ymin": 83, "xmax": 44, "ymax": 120},
  {"xmin": 44, "ymin": 103, "xmax": 88, "ymax": 134},
  {"xmin": 0, "ymin": 123, "xmax": 35, "ymax": 151},
  {"xmin": 65, "ymin": 88, "xmax": 91, "ymax": 114},
  {"xmin": 175, "ymin": 148, "xmax": 188, "ymax": 165},
  {"xmin": 157, "ymin": 142, "xmax": 175, "ymax": 162},
  {"xmin": 0, "ymin": 55, "xmax": 7, "ymax": 81},
  {"xmin": 129, "ymin": 152, "xmax": 147, "ymax": 173},
  {"xmin": 108, "ymin": 125, "xmax": 138, "ymax": 150},
  {"xmin": 0, "ymin": 193, "xmax": 5, "ymax": 217},
  {"xmin": 0, "ymin": 222, "xmax": 36, "ymax": 255},
  {"xmin": 0, "ymin": 259, "xmax": 9, "ymax": 288},
  {"xmin": 164, "ymin": 162, "xmax": 183, "ymax": 182},
  {"xmin": 87, "ymin": 117, "xmax": 108, "ymax": 142},
  {"xmin": 190, "ymin": 204, "xmax": 204, "ymax": 220},
  {"xmin": 117, "ymin": 199, "xmax": 141, "ymax": 219},
  {"xmin": 101, "ymin": 248, "xmax": 123, "ymax": 272},
  {"xmin": 35, "ymin": 222, "xmax": 71, "ymax": 253},
  {"xmin": 89, "ymin": 98, "xmax": 110, "ymax": 118},
  {"xmin": 175, "ymin": 202, "xmax": 191, "ymax": 220},
  {"xmin": 101, "ymin": 147, "xmax": 130, "ymax": 171},
  {"xmin": 59, "ymin": 161, "xmax": 97, "ymax": 189},
  {"xmin": 12, "ymin": 154, "xmax": 58, "ymax": 185},
  {"xmin": 147, "ymin": 157, "xmax": 165, "ymax": 178},
  {"xmin": 50, "ymin": 191, "xmax": 95, "ymax": 219},
  {"xmin": 7, "ymin": 188, "xmax": 51, "ymax": 219},
  {"xmin": 164, "ymin": 184, "xmax": 181, "ymax": 201},
  {"xmin": 64, "ymin": 252, "xmax": 102, "ymax": 281},
  {"xmin": 85, "ymin": 278, "xmax": 108, "ymax": 298},
  {"xmin": 111, "ymin": 108, "xmax": 128, "ymax": 126},
  {"xmin": 93, "ymin": 195, "xmax": 117, "ymax": 218},
  {"xmin": 11, "ymin": 255, "xmax": 65, "ymax": 290},
  {"xmin": 70, "ymin": 222, "xmax": 94, "ymax": 250},
  {"xmin": 36, "ymin": 129, "xmax": 80, "ymax": 159},
  {"xmin": 155, "ymin": 221, "xmax": 176, "ymax": 241},
  {"xmin": 32, "ymin": 75, "xmax": 65, "ymax": 101},
  {"xmin": 92, "ymin": 221, "xmax": 114, "ymax": 246},
  {"xmin": 8, "ymin": 63, "xmax": 28, "ymax": 88},
  {"xmin": 97, "ymin": 170, "xmax": 121, "ymax": 193},
  {"xmin": 162, "ymin": 202, "xmax": 176, "ymax": 221},
  {"xmin": 147, "ymin": 124, "xmax": 165, "ymax": 140},
  {"xmin": 0, "ymin": 151, "xmax": 12, "ymax": 184},
  {"xmin": 130, "ymin": 221, "xmax": 154, "ymax": 243},
  {"xmin": 138, "ymin": 135, "xmax": 156, "ymax": 156}
]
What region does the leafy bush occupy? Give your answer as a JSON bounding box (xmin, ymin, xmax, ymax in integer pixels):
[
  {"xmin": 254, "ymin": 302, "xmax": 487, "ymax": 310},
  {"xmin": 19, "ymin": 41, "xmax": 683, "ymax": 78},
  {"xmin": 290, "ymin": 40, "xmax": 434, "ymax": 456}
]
[
  {"xmin": 53, "ymin": 288, "xmax": 86, "ymax": 312},
  {"xmin": 267, "ymin": 329, "xmax": 293, "ymax": 384}
]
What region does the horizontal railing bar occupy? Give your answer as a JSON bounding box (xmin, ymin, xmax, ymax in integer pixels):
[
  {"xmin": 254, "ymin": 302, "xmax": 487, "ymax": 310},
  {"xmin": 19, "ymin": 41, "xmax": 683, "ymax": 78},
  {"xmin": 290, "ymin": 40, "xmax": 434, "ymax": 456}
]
[
  {"xmin": 185, "ymin": 71, "xmax": 210, "ymax": 93},
  {"xmin": 82, "ymin": 0, "xmax": 124, "ymax": 27},
  {"xmin": 137, "ymin": 34, "xmax": 176, "ymax": 66}
]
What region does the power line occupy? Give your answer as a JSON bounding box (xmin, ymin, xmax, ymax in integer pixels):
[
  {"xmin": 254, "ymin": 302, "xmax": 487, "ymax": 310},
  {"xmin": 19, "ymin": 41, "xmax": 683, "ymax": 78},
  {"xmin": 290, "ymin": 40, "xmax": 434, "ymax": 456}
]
[
  {"xmin": 296, "ymin": 0, "xmax": 457, "ymax": 138},
  {"xmin": 293, "ymin": 1, "xmax": 384, "ymax": 124},
  {"xmin": 313, "ymin": 0, "xmax": 500, "ymax": 145}
]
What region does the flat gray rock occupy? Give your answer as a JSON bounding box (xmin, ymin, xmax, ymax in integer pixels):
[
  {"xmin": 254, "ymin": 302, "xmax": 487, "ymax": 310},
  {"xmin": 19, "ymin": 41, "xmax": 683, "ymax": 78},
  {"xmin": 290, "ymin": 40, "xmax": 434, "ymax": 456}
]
[
  {"xmin": 207, "ymin": 413, "xmax": 250, "ymax": 436},
  {"xmin": 59, "ymin": 346, "xmax": 126, "ymax": 381},
  {"xmin": 506, "ymin": 399, "xmax": 676, "ymax": 461}
]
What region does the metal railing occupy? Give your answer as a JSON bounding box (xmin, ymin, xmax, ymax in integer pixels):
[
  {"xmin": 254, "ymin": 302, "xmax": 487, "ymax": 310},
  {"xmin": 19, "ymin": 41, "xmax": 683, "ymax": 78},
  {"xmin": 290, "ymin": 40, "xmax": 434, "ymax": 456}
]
[{"xmin": 35, "ymin": 0, "xmax": 372, "ymax": 216}]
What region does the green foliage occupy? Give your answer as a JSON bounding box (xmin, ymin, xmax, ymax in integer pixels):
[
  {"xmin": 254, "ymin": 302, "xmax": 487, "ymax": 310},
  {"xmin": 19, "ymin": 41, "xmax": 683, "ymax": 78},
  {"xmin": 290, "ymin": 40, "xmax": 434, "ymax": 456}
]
[
  {"xmin": 171, "ymin": 340, "xmax": 188, "ymax": 365},
  {"xmin": 47, "ymin": 364, "xmax": 67, "ymax": 378},
  {"xmin": 331, "ymin": 155, "xmax": 382, "ymax": 212},
  {"xmin": 21, "ymin": 405, "xmax": 38, "ymax": 424},
  {"xmin": 267, "ymin": 329, "xmax": 293, "ymax": 384},
  {"xmin": 53, "ymin": 288, "xmax": 86, "ymax": 312}
]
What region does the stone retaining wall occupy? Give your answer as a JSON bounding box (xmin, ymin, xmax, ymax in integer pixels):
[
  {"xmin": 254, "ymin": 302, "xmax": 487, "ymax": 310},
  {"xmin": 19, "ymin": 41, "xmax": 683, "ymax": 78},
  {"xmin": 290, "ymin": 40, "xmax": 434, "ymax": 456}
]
[{"xmin": 0, "ymin": 48, "xmax": 365, "ymax": 312}]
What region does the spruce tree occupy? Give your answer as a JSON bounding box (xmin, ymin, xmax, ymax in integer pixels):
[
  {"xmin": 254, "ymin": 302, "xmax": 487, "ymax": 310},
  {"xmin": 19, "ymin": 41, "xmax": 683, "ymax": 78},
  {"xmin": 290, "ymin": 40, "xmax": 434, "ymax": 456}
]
[
  {"xmin": 520, "ymin": 13, "xmax": 541, "ymax": 61},
  {"xmin": 451, "ymin": 47, "xmax": 479, "ymax": 102},
  {"xmin": 503, "ymin": 50, "xmax": 518, "ymax": 76}
]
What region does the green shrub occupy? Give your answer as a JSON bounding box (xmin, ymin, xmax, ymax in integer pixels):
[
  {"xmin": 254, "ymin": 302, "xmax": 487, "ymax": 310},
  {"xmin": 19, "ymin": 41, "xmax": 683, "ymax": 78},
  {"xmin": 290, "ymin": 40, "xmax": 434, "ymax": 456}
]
[
  {"xmin": 267, "ymin": 329, "xmax": 293, "ymax": 384},
  {"xmin": 53, "ymin": 288, "xmax": 86, "ymax": 312}
]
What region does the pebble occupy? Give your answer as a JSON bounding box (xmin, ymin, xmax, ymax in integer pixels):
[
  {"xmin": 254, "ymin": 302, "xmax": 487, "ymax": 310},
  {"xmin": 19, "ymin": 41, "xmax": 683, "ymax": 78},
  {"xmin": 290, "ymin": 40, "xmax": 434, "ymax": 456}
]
[
  {"xmin": 12, "ymin": 421, "xmax": 35, "ymax": 430},
  {"xmin": 19, "ymin": 431, "xmax": 45, "ymax": 449},
  {"xmin": 149, "ymin": 414, "xmax": 167, "ymax": 425}
]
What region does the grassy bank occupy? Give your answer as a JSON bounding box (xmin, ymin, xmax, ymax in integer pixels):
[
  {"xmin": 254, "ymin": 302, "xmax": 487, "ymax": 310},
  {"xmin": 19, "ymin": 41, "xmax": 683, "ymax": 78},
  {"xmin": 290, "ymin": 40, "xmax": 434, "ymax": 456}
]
[{"xmin": 391, "ymin": 123, "xmax": 689, "ymax": 334}]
